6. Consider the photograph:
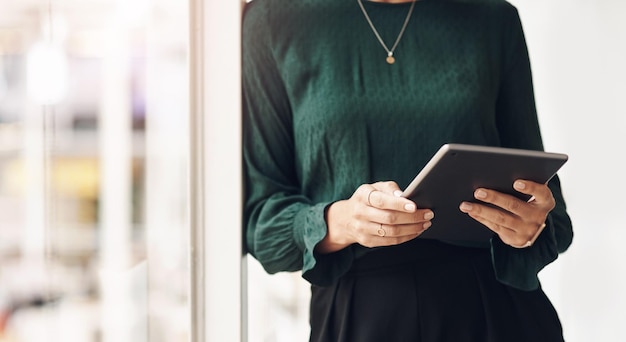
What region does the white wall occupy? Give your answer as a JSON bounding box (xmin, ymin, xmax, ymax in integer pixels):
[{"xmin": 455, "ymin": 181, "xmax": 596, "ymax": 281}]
[{"xmin": 511, "ymin": 1, "xmax": 626, "ymax": 341}]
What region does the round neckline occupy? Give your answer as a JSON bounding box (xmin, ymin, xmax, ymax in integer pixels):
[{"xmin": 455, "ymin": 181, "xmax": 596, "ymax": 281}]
[
  {"xmin": 366, "ymin": 0, "xmax": 416, "ymax": 3},
  {"xmin": 362, "ymin": 0, "xmax": 423, "ymax": 8}
]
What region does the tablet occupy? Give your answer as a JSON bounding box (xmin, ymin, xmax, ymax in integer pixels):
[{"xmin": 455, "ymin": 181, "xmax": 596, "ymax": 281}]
[{"xmin": 401, "ymin": 144, "xmax": 568, "ymax": 246}]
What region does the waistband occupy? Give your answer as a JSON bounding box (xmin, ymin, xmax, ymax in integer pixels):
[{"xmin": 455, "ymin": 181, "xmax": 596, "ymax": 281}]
[{"xmin": 349, "ymin": 238, "xmax": 490, "ymax": 274}]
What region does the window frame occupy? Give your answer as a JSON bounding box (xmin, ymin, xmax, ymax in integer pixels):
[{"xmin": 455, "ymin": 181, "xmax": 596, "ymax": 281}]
[{"xmin": 189, "ymin": 0, "xmax": 246, "ymax": 341}]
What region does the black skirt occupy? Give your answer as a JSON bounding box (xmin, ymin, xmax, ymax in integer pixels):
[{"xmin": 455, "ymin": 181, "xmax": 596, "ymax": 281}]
[{"xmin": 310, "ymin": 239, "xmax": 564, "ymax": 342}]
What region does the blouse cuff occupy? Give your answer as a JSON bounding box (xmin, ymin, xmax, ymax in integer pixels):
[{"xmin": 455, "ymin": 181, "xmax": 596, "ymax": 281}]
[
  {"xmin": 490, "ymin": 214, "xmax": 559, "ymax": 291},
  {"xmin": 294, "ymin": 202, "xmax": 356, "ymax": 287}
]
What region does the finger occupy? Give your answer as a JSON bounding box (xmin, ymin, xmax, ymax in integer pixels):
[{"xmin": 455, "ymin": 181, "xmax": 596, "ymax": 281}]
[
  {"xmin": 371, "ymin": 181, "xmax": 410, "ymax": 203},
  {"xmin": 353, "ymin": 220, "xmax": 430, "ymax": 240},
  {"xmin": 459, "ymin": 202, "xmax": 537, "ymax": 246},
  {"xmin": 355, "ymin": 222, "xmax": 430, "ymax": 248},
  {"xmin": 473, "ymin": 186, "xmax": 551, "ymax": 228},
  {"xmin": 361, "ymin": 234, "xmax": 421, "ymax": 248},
  {"xmin": 378, "ymin": 221, "xmax": 432, "ymax": 237},
  {"xmin": 514, "ymin": 180, "xmax": 556, "ymax": 208},
  {"xmin": 473, "ymin": 188, "xmax": 535, "ymax": 219},
  {"xmin": 366, "ymin": 208, "xmax": 434, "ymax": 226},
  {"xmin": 459, "ymin": 201, "xmax": 519, "ymax": 233},
  {"xmin": 362, "ymin": 186, "xmax": 417, "ymax": 213},
  {"xmin": 371, "ymin": 181, "xmax": 402, "ymax": 194}
]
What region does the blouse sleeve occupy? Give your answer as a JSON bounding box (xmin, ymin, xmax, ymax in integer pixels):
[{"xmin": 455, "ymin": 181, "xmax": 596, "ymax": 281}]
[
  {"xmin": 491, "ymin": 4, "xmax": 574, "ymax": 291},
  {"xmin": 242, "ymin": 1, "xmax": 355, "ymax": 285}
]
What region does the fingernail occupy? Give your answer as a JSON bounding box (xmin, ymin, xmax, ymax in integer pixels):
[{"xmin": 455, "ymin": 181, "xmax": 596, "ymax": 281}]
[
  {"xmin": 514, "ymin": 181, "xmax": 526, "ymax": 190},
  {"xmin": 394, "ymin": 190, "xmax": 403, "ymax": 197},
  {"xmin": 460, "ymin": 202, "xmax": 473, "ymax": 212},
  {"xmin": 475, "ymin": 189, "xmax": 487, "ymax": 199},
  {"xmin": 424, "ymin": 211, "xmax": 434, "ymax": 220},
  {"xmin": 423, "ymin": 221, "xmax": 432, "ymax": 229},
  {"xmin": 404, "ymin": 203, "xmax": 416, "ymax": 211}
]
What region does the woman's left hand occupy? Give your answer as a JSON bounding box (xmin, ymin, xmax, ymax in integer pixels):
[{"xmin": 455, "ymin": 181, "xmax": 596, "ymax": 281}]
[{"xmin": 459, "ymin": 179, "xmax": 555, "ymax": 248}]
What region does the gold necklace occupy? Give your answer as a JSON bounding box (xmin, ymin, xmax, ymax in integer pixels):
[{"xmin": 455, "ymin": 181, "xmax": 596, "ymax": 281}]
[{"xmin": 357, "ymin": 0, "xmax": 417, "ymax": 65}]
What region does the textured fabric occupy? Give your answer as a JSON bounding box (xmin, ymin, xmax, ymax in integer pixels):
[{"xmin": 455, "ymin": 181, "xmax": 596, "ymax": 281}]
[
  {"xmin": 310, "ymin": 239, "xmax": 565, "ymax": 342},
  {"xmin": 242, "ymin": 0, "xmax": 573, "ymax": 291}
]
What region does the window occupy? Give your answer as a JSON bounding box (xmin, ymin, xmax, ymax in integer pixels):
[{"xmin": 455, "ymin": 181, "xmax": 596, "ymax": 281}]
[{"xmin": 0, "ymin": 1, "xmax": 191, "ymax": 340}]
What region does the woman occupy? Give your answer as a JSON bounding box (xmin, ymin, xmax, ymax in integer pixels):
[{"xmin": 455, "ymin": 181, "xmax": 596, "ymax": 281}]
[{"xmin": 242, "ymin": 0, "xmax": 573, "ymax": 341}]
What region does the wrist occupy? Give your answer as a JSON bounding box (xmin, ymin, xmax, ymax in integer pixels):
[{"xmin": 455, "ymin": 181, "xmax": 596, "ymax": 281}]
[{"xmin": 315, "ymin": 200, "xmax": 352, "ymax": 254}]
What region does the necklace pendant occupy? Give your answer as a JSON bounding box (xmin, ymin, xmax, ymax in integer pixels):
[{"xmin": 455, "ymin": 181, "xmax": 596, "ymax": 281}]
[{"xmin": 358, "ymin": 0, "xmax": 416, "ymax": 66}]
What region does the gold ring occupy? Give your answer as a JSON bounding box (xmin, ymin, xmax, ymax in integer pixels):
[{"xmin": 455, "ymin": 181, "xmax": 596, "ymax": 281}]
[
  {"xmin": 367, "ymin": 189, "xmax": 377, "ymax": 206},
  {"xmin": 377, "ymin": 224, "xmax": 386, "ymax": 237}
]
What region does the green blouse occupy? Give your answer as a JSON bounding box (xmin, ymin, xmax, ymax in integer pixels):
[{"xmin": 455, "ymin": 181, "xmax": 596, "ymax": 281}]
[{"xmin": 242, "ymin": 0, "xmax": 573, "ymax": 291}]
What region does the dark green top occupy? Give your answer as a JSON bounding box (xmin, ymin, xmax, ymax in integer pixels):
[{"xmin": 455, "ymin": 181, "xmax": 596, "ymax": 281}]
[{"xmin": 242, "ymin": 0, "xmax": 573, "ymax": 291}]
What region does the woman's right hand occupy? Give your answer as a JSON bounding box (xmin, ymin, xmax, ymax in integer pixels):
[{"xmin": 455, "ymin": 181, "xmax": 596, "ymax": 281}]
[{"xmin": 315, "ymin": 181, "xmax": 434, "ymax": 254}]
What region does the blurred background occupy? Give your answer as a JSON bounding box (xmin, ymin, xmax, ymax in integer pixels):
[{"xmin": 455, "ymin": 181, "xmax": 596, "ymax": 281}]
[
  {"xmin": 0, "ymin": 0, "xmax": 624, "ymax": 341},
  {"xmin": 514, "ymin": 1, "xmax": 626, "ymax": 341},
  {"xmin": 0, "ymin": 0, "xmax": 190, "ymax": 341}
]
